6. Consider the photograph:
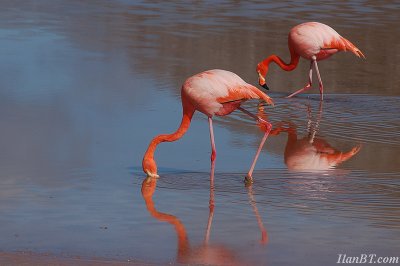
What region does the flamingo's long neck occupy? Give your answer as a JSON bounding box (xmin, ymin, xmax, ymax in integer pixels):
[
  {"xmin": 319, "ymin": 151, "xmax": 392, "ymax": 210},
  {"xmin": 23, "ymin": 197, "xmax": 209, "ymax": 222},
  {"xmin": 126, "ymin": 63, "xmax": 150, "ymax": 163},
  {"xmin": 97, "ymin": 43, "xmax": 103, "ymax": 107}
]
[
  {"xmin": 142, "ymin": 103, "xmax": 195, "ymax": 176},
  {"xmin": 259, "ymin": 48, "xmax": 300, "ymax": 76}
]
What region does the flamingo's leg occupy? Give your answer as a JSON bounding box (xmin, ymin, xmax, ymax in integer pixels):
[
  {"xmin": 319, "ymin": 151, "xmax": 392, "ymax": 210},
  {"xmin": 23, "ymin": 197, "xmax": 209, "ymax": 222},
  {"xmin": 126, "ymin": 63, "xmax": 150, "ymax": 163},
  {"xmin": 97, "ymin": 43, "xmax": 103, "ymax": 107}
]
[
  {"xmin": 237, "ymin": 107, "xmax": 272, "ymax": 183},
  {"xmin": 286, "ymin": 60, "xmax": 314, "ymax": 98},
  {"xmin": 245, "ymin": 130, "xmax": 270, "ymax": 183},
  {"xmin": 205, "ymin": 119, "xmax": 216, "ymax": 244},
  {"xmin": 208, "ymin": 117, "xmax": 216, "ymax": 162},
  {"xmin": 313, "ymin": 57, "xmax": 324, "ymax": 100},
  {"xmin": 203, "ymin": 118, "xmax": 217, "ymax": 244}
]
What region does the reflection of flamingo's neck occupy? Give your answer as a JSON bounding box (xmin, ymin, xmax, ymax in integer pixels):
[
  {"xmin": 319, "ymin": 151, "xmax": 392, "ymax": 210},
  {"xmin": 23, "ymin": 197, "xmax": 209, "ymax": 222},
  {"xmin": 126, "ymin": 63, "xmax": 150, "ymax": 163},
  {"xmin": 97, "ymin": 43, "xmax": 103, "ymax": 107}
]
[{"xmin": 141, "ymin": 179, "xmax": 190, "ymax": 257}]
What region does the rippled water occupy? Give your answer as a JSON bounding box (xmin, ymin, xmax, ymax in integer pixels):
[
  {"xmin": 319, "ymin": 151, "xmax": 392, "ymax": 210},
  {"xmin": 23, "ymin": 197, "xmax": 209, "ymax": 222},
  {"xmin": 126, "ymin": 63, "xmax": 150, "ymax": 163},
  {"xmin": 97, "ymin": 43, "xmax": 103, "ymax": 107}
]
[{"xmin": 0, "ymin": 1, "xmax": 399, "ymax": 265}]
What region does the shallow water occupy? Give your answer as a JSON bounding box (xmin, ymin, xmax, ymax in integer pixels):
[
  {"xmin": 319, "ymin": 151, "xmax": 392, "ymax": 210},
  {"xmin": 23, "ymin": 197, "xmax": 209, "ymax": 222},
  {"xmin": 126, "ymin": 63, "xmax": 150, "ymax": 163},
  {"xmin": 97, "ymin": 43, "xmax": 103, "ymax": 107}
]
[{"xmin": 0, "ymin": 1, "xmax": 399, "ymax": 265}]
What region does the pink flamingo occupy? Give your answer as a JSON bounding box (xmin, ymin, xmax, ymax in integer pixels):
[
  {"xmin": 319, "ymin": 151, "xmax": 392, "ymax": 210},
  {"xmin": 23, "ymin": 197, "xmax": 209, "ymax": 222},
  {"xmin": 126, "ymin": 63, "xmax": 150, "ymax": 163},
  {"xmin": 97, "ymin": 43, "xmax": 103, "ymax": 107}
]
[
  {"xmin": 142, "ymin": 69, "xmax": 274, "ymax": 183},
  {"xmin": 256, "ymin": 22, "xmax": 365, "ymax": 100}
]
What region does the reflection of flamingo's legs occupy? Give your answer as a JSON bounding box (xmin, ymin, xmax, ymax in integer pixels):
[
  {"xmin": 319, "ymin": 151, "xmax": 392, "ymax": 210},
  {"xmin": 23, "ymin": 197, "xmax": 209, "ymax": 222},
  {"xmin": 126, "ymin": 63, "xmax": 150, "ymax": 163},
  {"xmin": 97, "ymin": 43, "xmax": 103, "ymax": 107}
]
[
  {"xmin": 247, "ymin": 184, "xmax": 268, "ymax": 244},
  {"xmin": 307, "ymin": 99, "xmax": 324, "ymax": 144},
  {"xmin": 306, "ymin": 102, "xmax": 312, "ymax": 134},
  {"xmin": 237, "ymin": 107, "xmax": 272, "ymax": 183},
  {"xmin": 204, "ymin": 160, "xmax": 215, "ymax": 244}
]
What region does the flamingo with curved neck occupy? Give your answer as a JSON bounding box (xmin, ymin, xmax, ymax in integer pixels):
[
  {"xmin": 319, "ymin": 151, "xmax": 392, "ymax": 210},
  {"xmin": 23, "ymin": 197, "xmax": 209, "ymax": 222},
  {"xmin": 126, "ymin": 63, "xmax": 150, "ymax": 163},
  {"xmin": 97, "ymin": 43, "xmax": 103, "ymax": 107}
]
[
  {"xmin": 142, "ymin": 69, "xmax": 274, "ymax": 183},
  {"xmin": 256, "ymin": 22, "xmax": 365, "ymax": 100}
]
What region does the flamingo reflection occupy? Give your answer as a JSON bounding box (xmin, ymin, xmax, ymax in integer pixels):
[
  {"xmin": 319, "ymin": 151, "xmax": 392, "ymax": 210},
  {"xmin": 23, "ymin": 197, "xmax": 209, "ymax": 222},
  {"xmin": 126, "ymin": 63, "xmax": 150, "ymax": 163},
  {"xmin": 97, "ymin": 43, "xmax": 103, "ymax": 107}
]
[
  {"xmin": 269, "ymin": 101, "xmax": 361, "ymax": 171},
  {"xmin": 141, "ymin": 162, "xmax": 267, "ymax": 265}
]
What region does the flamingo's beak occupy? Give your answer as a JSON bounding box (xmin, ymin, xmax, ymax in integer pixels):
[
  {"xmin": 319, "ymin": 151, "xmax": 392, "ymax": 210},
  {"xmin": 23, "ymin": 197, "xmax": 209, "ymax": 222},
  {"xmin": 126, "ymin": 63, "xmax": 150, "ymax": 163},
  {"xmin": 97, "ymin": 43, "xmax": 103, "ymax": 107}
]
[
  {"xmin": 258, "ymin": 72, "xmax": 269, "ymax": 90},
  {"xmin": 261, "ymin": 83, "xmax": 270, "ymax": 90}
]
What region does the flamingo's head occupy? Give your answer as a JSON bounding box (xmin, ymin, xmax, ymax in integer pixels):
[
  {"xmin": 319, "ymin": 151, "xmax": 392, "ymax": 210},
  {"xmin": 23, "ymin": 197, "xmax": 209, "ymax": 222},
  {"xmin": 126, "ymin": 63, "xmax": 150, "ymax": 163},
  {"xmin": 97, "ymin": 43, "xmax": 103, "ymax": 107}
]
[
  {"xmin": 256, "ymin": 62, "xmax": 270, "ymax": 90},
  {"xmin": 142, "ymin": 157, "xmax": 159, "ymax": 178}
]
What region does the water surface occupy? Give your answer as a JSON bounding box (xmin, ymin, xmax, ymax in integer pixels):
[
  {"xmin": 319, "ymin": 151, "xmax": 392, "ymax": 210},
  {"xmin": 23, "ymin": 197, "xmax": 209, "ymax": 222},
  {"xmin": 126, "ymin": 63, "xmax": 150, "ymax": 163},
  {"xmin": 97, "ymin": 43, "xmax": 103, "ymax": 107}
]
[{"xmin": 0, "ymin": 1, "xmax": 399, "ymax": 265}]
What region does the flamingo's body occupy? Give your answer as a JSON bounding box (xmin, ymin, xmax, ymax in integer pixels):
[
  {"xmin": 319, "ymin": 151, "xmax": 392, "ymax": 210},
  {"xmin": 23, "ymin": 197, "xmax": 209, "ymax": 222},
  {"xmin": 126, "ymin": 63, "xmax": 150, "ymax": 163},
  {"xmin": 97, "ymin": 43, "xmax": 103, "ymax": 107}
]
[
  {"xmin": 182, "ymin": 69, "xmax": 271, "ymax": 117},
  {"xmin": 257, "ymin": 22, "xmax": 365, "ymax": 100},
  {"xmin": 142, "ymin": 69, "xmax": 274, "ymax": 182}
]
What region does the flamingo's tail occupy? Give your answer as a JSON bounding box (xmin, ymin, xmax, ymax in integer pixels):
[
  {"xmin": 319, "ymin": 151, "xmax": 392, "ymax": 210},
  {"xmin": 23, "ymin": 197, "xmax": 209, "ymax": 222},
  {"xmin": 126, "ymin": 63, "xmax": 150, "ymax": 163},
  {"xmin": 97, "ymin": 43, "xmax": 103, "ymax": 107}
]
[
  {"xmin": 249, "ymin": 85, "xmax": 275, "ymax": 107},
  {"xmin": 340, "ymin": 36, "xmax": 365, "ymax": 58},
  {"xmin": 333, "ymin": 37, "xmax": 365, "ymax": 58},
  {"xmin": 323, "ymin": 36, "xmax": 365, "ymax": 59}
]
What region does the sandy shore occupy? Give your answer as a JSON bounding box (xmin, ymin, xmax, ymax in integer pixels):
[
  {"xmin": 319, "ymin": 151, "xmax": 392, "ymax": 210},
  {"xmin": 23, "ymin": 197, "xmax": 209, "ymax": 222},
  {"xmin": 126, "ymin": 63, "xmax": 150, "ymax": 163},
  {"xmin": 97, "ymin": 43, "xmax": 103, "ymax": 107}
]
[{"xmin": 0, "ymin": 252, "xmax": 153, "ymax": 266}]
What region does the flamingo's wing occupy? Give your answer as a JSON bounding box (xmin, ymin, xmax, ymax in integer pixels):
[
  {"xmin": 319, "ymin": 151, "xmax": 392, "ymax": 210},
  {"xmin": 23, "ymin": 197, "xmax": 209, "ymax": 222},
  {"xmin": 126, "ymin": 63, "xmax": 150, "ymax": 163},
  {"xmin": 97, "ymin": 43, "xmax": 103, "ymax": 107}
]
[{"xmin": 217, "ymin": 84, "xmax": 274, "ymax": 106}]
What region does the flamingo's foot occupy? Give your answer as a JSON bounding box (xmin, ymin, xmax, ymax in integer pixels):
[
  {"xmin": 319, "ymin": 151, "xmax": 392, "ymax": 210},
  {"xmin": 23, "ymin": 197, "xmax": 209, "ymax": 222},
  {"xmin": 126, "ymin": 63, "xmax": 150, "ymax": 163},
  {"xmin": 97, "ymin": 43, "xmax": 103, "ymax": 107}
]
[{"xmin": 244, "ymin": 175, "xmax": 254, "ymax": 186}]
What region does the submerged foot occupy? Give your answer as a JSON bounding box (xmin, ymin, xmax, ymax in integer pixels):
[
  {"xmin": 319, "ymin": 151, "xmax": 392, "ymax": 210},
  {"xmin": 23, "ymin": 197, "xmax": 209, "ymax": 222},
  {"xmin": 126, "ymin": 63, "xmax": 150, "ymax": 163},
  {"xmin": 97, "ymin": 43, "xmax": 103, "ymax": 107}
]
[{"xmin": 244, "ymin": 175, "xmax": 254, "ymax": 186}]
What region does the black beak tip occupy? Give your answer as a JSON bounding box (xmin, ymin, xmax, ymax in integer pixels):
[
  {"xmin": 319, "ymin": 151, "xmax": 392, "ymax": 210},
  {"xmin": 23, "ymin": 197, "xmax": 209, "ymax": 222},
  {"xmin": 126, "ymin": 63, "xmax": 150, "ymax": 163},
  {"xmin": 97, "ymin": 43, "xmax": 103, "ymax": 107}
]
[{"xmin": 261, "ymin": 83, "xmax": 270, "ymax": 90}]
